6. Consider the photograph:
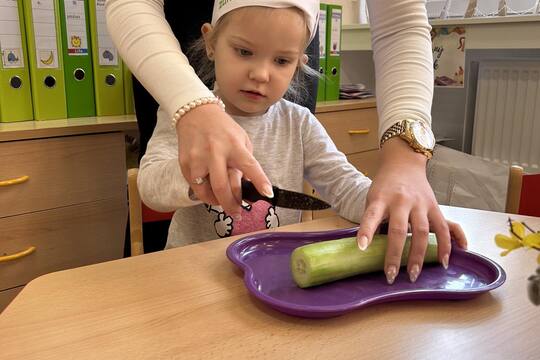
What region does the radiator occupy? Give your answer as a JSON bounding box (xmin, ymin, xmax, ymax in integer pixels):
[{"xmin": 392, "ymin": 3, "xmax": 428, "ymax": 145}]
[{"xmin": 472, "ymin": 60, "xmax": 540, "ymax": 173}]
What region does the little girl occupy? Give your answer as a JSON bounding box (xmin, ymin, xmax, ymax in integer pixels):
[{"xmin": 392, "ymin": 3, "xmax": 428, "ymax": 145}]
[
  {"xmin": 139, "ymin": 0, "xmax": 371, "ymax": 242},
  {"xmin": 138, "ymin": 0, "xmax": 466, "ymax": 283}
]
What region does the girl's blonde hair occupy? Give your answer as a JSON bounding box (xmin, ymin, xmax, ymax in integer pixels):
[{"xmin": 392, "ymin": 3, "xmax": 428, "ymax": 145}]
[{"xmin": 187, "ymin": 7, "xmax": 320, "ymax": 105}]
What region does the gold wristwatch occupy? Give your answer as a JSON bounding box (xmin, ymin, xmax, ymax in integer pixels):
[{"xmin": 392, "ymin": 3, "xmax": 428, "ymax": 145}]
[{"xmin": 379, "ymin": 119, "xmax": 435, "ymax": 159}]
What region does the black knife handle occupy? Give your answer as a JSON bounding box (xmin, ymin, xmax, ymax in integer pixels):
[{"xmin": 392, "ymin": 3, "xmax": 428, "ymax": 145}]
[{"xmin": 241, "ymin": 179, "xmax": 269, "ymax": 204}]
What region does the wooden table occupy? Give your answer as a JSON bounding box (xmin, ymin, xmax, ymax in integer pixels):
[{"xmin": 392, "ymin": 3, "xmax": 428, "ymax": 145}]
[{"xmin": 1, "ymin": 206, "xmax": 539, "ymax": 359}]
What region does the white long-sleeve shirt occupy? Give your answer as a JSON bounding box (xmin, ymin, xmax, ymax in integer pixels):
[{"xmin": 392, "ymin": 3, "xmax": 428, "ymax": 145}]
[
  {"xmin": 105, "ymin": 0, "xmax": 434, "ymax": 139},
  {"xmin": 139, "ymin": 99, "xmax": 371, "ymax": 248}
]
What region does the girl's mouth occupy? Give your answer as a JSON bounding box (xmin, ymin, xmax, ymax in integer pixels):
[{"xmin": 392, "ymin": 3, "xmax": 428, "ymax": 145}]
[{"xmin": 241, "ymin": 90, "xmax": 265, "ymax": 100}]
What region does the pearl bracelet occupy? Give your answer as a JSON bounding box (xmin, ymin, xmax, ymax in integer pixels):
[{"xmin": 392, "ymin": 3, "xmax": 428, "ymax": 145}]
[{"xmin": 171, "ymin": 96, "xmax": 225, "ymax": 128}]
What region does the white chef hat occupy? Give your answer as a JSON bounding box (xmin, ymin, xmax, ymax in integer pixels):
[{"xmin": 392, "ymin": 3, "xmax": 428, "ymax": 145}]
[{"xmin": 211, "ymin": 0, "xmax": 320, "ymax": 44}]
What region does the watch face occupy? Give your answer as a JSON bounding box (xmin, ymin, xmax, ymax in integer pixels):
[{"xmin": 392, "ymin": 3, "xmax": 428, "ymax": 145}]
[{"xmin": 410, "ymin": 121, "xmax": 435, "ymax": 149}]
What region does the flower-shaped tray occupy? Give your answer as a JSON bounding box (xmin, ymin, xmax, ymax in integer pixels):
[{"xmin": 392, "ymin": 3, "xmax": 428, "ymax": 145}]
[{"xmin": 226, "ymin": 227, "xmax": 506, "ymax": 318}]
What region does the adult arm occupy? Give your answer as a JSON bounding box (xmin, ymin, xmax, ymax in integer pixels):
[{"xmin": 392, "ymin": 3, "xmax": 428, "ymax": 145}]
[
  {"xmin": 106, "ymin": 0, "xmax": 271, "ymax": 216},
  {"xmin": 358, "ymin": 0, "xmax": 453, "ymax": 284}
]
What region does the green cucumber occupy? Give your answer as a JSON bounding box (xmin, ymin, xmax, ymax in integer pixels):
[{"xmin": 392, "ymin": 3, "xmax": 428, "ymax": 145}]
[{"xmin": 291, "ymin": 234, "xmax": 438, "ymax": 288}]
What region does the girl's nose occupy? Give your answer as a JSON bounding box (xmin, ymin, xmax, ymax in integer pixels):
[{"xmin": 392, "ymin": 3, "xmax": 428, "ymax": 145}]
[{"xmin": 248, "ymin": 63, "xmax": 270, "ymax": 83}]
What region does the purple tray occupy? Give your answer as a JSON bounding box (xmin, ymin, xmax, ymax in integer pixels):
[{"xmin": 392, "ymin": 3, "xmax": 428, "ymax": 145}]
[{"xmin": 226, "ymin": 227, "xmax": 506, "ymax": 318}]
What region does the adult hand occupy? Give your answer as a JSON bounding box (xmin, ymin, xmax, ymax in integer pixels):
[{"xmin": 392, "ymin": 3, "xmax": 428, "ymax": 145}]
[
  {"xmin": 176, "ymin": 103, "xmax": 273, "ymax": 217},
  {"xmin": 356, "ymin": 138, "xmax": 468, "ymax": 284}
]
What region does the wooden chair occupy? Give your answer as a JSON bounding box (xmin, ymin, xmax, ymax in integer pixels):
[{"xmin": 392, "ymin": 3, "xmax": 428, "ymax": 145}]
[
  {"xmin": 506, "ymin": 165, "xmax": 540, "ymax": 217},
  {"xmin": 127, "ymin": 168, "xmax": 174, "ymax": 256}
]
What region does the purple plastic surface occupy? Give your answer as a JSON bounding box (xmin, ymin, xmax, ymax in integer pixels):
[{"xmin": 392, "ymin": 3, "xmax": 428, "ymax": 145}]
[{"xmin": 226, "ymin": 227, "xmax": 506, "ymax": 318}]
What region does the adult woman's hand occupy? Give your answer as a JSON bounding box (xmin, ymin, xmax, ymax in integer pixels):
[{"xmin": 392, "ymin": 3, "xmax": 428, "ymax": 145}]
[
  {"xmin": 176, "ymin": 103, "xmax": 273, "ymax": 217},
  {"xmin": 356, "ymin": 138, "xmax": 468, "ymax": 284}
]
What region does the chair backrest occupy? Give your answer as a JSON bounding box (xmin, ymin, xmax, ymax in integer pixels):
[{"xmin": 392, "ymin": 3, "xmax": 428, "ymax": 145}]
[
  {"xmin": 506, "ymin": 165, "xmax": 540, "ymax": 217},
  {"xmin": 506, "ymin": 165, "xmax": 523, "ymax": 214},
  {"xmin": 127, "ymin": 168, "xmax": 174, "ymax": 256}
]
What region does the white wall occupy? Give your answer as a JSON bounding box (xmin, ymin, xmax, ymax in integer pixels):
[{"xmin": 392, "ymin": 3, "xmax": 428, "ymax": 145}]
[
  {"xmin": 340, "ymin": 50, "xmax": 375, "ymax": 89},
  {"xmin": 323, "ymin": 0, "xmax": 358, "ymax": 25}
]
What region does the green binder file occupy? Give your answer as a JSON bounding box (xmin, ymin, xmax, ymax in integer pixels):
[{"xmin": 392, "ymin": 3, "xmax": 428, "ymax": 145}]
[
  {"xmin": 88, "ymin": 0, "xmax": 124, "ymax": 116},
  {"xmin": 58, "ymin": 0, "xmax": 96, "ymax": 118},
  {"xmin": 325, "ymin": 4, "xmax": 342, "ymax": 101},
  {"xmin": 0, "ymin": 0, "xmax": 33, "ymax": 122},
  {"xmin": 22, "ymin": 0, "xmax": 67, "ymax": 120},
  {"xmin": 123, "ymin": 63, "xmax": 135, "ymax": 114},
  {"xmin": 316, "ymin": 3, "xmax": 327, "ymax": 103}
]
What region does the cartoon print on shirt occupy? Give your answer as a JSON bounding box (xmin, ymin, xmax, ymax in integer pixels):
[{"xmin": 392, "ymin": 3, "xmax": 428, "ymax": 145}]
[
  {"xmin": 206, "ymin": 201, "xmax": 280, "ymax": 238},
  {"xmin": 265, "ymin": 207, "xmax": 279, "ymax": 229},
  {"xmin": 213, "ymin": 212, "xmax": 233, "ymax": 238}
]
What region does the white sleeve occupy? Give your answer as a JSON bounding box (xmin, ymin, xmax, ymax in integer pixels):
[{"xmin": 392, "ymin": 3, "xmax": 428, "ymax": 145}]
[
  {"xmin": 302, "ymin": 115, "xmax": 372, "ymax": 223},
  {"xmin": 105, "ymin": 0, "xmax": 213, "ymax": 119},
  {"xmin": 137, "ymin": 108, "xmax": 201, "ymax": 212},
  {"xmin": 367, "ymin": 0, "xmax": 434, "ymax": 139}
]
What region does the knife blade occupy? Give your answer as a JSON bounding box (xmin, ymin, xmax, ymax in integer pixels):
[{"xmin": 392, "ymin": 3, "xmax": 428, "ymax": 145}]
[{"xmin": 241, "ymin": 180, "xmax": 331, "ymax": 211}]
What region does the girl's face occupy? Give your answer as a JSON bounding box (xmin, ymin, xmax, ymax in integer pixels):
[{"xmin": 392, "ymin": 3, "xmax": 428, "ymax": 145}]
[{"xmin": 205, "ymin": 7, "xmax": 307, "ymax": 116}]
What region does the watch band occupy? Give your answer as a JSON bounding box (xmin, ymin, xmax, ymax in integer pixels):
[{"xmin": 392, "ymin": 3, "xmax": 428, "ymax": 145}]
[{"xmin": 379, "ymin": 121, "xmax": 404, "ymax": 148}]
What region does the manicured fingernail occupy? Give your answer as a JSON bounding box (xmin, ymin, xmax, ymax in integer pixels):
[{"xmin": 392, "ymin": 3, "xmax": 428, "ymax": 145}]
[
  {"xmin": 442, "ymin": 254, "xmax": 449, "ymax": 269},
  {"xmin": 386, "ymin": 265, "xmax": 398, "ymax": 285},
  {"xmin": 358, "ymin": 235, "xmax": 368, "ymax": 251},
  {"xmin": 263, "ymin": 185, "xmax": 274, "ymax": 198},
  {"xmin": 409, "ymin": 264, "xmax": 420, "ymax": 283}
]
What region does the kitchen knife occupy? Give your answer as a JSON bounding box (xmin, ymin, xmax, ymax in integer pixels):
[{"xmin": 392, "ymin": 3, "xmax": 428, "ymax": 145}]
[{"xmin": 241, "ymin": 180, "xmax": 331, "ymax": 211}]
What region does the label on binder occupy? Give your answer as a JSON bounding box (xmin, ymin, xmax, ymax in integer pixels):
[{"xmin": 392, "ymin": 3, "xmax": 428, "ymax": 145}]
[
  {"xmin": 329, "ymin": 8, "xmax": 341, "ymax": 56},
  {"xmin": 31, "ymin": 0, "xmax": 59, "ymax": 69},
  {"xmin": 0, "ymin": 0, "xmax": 24, "ymax": 68},
  {"xmin": 64, "ymin": 0, "xmax": 89, "ymax": 55},
  {"xmin": 318, "ymin": 8, "xmax": 326, "ymax": 58},
  {"xmin": 95, "ymin": 0, "xmax": 117, "ymax": 66}
]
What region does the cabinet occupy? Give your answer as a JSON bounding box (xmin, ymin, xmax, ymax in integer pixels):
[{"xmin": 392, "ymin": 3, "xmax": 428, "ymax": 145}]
[
  {"xmin": 0, "ymin": 116, "xmax": 136, "ymax": 312},
  {"xmin": 303, "ymin": 99, "xmax": 380, "ymax": 220}
]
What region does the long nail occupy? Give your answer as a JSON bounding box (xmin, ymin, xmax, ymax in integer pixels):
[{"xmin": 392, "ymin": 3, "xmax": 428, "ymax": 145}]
[
  {"xmin": 386, "ymin": 265, "xmax": 398, "ymax": 285},
  {"xmin": 357, "ymin": 235, "xmax": 368, "ymax": 251},
  {"xmin": 442, "ymin": 254, "xmax": 450, "ymax": 269},
  {"xmin": 263, "ymin": 185, "xmax": 274, "ymax": 198},
  {"xmin": 409, "ymin": 264, "xmax": 420, "ymax": 283}
]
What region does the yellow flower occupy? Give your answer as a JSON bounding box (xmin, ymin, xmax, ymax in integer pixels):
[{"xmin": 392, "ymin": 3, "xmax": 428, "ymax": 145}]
[
  {"xmin": 495, "ymin": 234, "xmax": 522, "ymax": 256},
  {"xmin": 495, "ymin": 219, "xmax": 540, "ymax": 258},
  {"xmin": 522, "ymin": 233, "xmax": 540, "ymax": 250},
  {"xmin": 511, "ymin": 221, "xmax": 526, "ymax": 238},
  {"xmin": 494, "ymin": 219, "xmax": 540, "ymax": 260}
]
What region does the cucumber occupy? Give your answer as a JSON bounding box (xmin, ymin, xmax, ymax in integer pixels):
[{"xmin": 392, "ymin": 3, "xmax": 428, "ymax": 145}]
[{"xmin": 291, "ymin": 234, "xmax": 438, "ymax": 288}]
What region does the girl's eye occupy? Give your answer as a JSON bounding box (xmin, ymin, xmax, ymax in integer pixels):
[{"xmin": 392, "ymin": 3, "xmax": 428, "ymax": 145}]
[
  {"xmin": 276, "ymin": 58, "xmax": 291, "ymax": 65},
  {"xmin": 236, "ymin": 48, "xmax": 252, "ymax": 56}
]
